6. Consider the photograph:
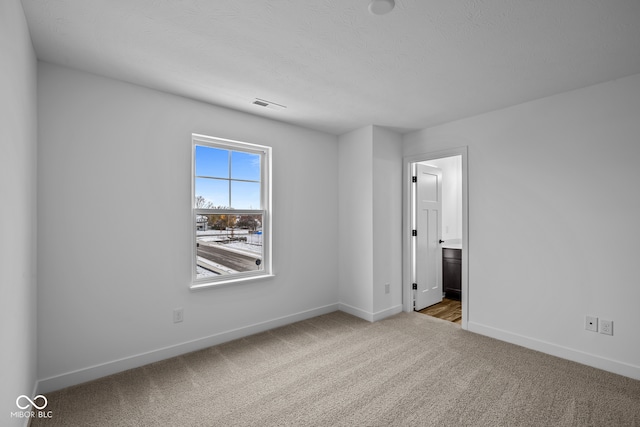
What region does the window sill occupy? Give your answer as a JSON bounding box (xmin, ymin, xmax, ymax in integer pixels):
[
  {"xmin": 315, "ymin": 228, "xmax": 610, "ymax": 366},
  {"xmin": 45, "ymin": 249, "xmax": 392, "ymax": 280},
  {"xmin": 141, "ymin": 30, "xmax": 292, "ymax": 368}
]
[{"xmin": 190, "ymin": 273, "xmax": 275, "ymax": 291}]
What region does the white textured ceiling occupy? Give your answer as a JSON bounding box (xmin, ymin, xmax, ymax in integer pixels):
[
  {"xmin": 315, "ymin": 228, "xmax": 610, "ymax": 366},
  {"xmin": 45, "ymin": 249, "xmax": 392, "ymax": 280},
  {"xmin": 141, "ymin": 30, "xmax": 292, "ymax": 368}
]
[{"xmin": 21, "ymin": 0, "xmax": 640, "ymax": 135}]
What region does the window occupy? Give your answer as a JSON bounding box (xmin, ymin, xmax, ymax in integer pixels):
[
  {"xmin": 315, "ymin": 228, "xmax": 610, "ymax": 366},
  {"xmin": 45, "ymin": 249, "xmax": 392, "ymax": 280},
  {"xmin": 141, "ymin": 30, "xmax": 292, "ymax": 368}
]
[{"xmin": 191, "ymin": 134, "xmax": 271, "ymax": 289}]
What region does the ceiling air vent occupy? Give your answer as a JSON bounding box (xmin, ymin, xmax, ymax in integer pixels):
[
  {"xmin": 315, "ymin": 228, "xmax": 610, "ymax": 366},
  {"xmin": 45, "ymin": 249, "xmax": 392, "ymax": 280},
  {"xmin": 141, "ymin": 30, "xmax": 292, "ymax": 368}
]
[{"xmin": 252, "ymin": 98, "xmax": 287, "ymax": 111}]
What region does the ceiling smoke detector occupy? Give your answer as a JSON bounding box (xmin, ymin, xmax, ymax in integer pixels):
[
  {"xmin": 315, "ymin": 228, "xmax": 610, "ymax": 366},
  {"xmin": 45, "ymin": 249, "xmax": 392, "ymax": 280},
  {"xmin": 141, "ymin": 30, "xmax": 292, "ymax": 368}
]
[
  {"xmin": 368, "ymin": 0, "xmax": 395, "ymax": 15},
  {"xmin": 252, "ymin": 98, "xmax": 287, "ymax": 111}
]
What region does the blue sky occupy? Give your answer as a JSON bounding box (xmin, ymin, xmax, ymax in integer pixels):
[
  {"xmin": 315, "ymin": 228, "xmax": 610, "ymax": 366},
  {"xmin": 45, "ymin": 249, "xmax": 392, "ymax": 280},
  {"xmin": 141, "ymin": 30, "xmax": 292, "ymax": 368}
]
[{"xmin": 195, "ymin": 145, "xmax": 261, "ymax": 209}]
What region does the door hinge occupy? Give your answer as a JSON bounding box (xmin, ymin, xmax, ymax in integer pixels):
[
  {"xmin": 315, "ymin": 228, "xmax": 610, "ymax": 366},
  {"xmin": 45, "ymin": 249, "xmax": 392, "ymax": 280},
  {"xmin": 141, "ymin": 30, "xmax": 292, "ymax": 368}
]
[
  {"xmin": 412, "ymin": 229, "xmax": 417, "ymax": 237},
  {"xmin": 412, "ymin": 283, "xmax": 418, "ymax": 290},
  {"xmin": 412, "ymin": 176, "xmax": 417, "ymax": 183}
]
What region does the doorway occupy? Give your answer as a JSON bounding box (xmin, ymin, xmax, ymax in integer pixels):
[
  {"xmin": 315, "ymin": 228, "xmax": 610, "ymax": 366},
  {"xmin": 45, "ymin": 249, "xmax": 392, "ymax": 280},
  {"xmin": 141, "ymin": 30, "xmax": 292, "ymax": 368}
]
[{"xmin": 403, "ymin": 147, "xmax": 468, "ymax": 329}]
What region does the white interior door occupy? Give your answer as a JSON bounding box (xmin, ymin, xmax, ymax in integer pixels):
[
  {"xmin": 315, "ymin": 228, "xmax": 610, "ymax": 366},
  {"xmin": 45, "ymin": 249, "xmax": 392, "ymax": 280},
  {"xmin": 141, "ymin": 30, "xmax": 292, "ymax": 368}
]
[{"xmin": 414, "ymin": 164, "xmax": 443, "ymax": 311}]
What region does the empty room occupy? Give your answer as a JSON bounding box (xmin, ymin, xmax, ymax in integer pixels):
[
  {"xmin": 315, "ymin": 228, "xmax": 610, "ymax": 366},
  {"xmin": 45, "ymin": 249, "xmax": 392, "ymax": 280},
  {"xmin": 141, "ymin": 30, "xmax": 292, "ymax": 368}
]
[{"xmin": 2, "ymin": 0, "xmax": 640, "ymax": 425}]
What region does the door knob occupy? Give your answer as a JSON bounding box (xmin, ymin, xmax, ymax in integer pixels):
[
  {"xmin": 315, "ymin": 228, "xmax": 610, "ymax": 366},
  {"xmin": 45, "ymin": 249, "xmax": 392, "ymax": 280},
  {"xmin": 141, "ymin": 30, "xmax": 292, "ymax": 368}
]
[{"xmin": 439, "ymin": 240, "xmax": 445, "ymax": 244}]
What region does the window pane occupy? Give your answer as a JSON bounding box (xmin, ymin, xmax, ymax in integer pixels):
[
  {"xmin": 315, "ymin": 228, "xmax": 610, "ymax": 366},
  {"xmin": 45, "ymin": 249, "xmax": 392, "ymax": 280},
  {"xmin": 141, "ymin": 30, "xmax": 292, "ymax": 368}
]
[
  {"xmin": 196, "ymin": 213, "xmax": 264, "ymax": 279},
  {"xmin": 195, "ymin": 178, "xmax": 229, "ymax": 208},
  {"xmin": 231, "ymin": 181, "xmax": 261, "ymax": 209},
  {"xmin": 231, "ymin": 151, "xmax": 261, "ymax": 181},
  {"xmin": 195, "ymin": 145, "xmax": 228, "ymax": 178}
]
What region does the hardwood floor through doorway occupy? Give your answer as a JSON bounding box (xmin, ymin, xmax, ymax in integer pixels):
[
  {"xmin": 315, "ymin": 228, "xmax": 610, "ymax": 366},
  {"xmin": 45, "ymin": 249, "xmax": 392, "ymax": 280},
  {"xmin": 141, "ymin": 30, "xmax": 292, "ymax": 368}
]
[{"xmin": 418, "ymin": 298, "xmax": 462, "ymax": 324}]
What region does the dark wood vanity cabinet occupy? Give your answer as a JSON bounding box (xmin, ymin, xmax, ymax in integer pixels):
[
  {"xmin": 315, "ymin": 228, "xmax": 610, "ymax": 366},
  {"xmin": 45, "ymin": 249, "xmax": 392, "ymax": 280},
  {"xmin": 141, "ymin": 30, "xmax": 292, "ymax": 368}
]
[{"xmin": 442, "ymin": 248, "xmax": 461, "ymax": 300}]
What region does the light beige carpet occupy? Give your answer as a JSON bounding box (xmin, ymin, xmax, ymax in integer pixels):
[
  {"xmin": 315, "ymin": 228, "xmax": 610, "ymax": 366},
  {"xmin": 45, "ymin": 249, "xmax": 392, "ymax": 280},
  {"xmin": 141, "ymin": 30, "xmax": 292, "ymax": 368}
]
[{"xmin": 32, "ymin": 311, "xmax": 640, "ymax": 426}]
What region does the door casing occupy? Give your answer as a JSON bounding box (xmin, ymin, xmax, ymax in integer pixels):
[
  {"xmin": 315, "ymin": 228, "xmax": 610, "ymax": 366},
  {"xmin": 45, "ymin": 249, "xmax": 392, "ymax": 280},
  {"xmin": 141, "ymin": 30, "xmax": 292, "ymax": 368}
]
[{"xmin": 402, "ymin": 147, "xmax": 469, "ymax": 329}]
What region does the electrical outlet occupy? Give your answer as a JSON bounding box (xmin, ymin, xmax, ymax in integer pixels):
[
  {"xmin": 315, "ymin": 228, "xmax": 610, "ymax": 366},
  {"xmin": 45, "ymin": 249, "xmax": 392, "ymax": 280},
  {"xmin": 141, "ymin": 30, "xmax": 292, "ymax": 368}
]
[
  {"xmin": 585, "ymin": 316, "xmax": 598, "ymax": 332},
  {"xmin": 385, "ymin": 283, "xmax": 390, "ymax": 294},
  {"xmin": 600, "ymin": 319, "xmax": 613, "ymax": 335},
  {"xmin": 173, "ymin": 308, "xmax": 184, "ymax": 323}
]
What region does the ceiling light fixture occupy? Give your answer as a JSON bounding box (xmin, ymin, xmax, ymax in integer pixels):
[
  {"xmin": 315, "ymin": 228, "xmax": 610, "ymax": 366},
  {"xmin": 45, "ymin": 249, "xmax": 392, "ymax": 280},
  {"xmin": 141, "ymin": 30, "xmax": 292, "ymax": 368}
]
[{"xmin": 368, "ymin": 0, "xmax": 395, "ymax": 15}]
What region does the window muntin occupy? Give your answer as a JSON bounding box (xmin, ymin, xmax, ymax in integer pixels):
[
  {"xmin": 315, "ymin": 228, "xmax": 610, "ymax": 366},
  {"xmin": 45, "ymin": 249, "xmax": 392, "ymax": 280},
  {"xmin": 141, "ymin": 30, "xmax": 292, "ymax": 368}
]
[
  {"xmin": 194, "ymin": 145, "xmax": 261, "ymax": 209},
  {"xmin": 192, "ymin": 134, "xmax": 271, "ymax": 288}
]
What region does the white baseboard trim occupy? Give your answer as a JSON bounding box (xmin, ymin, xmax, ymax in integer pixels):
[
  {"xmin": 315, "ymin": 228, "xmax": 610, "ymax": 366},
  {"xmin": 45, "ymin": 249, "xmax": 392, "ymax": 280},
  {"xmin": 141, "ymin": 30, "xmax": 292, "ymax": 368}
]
[
  {"xmin": 372, "ymin": 304, "xmax": 403, "ymax": 322},
  {"xmin": 467, "ymin": 321, "xmax": 640, "ymax": 380},
  {"xmin": 338, "ymin": 303, "xmax": 373, "ymax": 321},
  {"xmin": 337, "ymin": 303, "xmax": 403, "ymax": 322},
  {"xmin": 36, "ymin": 303, "xmax": 339, "ymax": 394}
]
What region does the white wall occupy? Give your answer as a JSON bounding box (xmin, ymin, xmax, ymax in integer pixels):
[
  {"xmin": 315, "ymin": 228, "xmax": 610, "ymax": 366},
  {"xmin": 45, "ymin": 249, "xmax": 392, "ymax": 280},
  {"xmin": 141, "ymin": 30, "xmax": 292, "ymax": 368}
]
[
  {"xmin": 404, "ymin": 73, "xmax": 640, "ymax": 379},
  {"xmin": 372, "ymin": 127, "xmax": 403, "ymax": 316},
  {"xmin": 0, "ymin": 0, "xmax": 38, "ymax": 423},
  {"xmin": 36, "ymin": 63, "xmax": 339, "ymax": 391},
  {"xmin": 338, "ymin": 127, "xmax": 374, "ymax": 316},
  {"xmin": 338, "ymin": 126, "xmax": 403, "ymax": 321}
]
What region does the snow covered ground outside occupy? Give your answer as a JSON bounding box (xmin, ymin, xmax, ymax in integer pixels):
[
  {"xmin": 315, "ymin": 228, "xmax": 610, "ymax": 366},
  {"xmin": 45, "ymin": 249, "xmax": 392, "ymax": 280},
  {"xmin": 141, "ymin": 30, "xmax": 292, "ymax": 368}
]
[
  {"xmin": 224, "ymin": 240, "xmax": 261, "ymax": 254},
  {"xmin": 197, "ymin": 230, "xmax": 262, "ymax": 254},
  {"xmin": 196, "ymin": 265, "xmax": 218, "ymax": 278}
]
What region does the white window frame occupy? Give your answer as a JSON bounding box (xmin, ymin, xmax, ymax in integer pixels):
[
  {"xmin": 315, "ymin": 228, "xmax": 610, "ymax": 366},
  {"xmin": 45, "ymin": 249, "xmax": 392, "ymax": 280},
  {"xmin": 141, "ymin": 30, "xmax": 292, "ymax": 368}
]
[{"xmin": 190, "ymin": 133, "xmax": 272, "ymax": 290}]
